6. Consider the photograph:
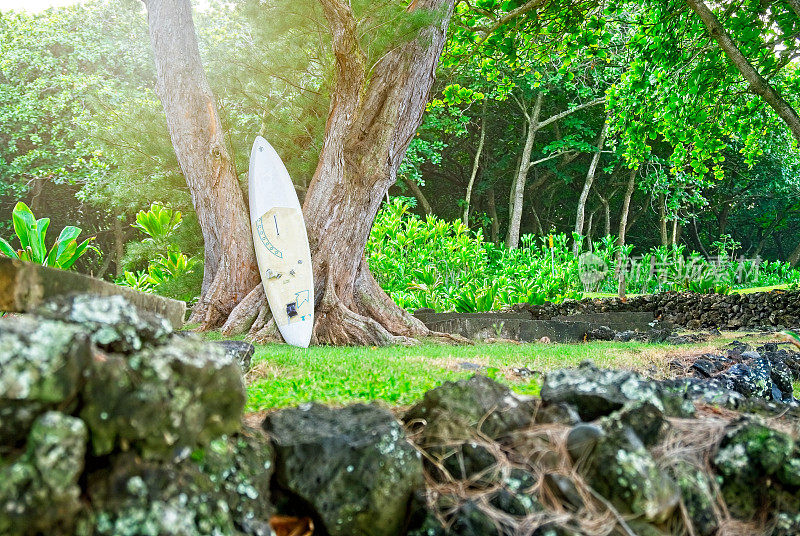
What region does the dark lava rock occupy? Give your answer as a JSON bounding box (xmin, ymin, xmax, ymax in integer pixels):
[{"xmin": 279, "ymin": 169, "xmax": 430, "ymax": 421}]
[
  {"xmin": 541, "ymin": 361, "xmax": 692, "ymax": 421},
  {"xmin": 542, "ymin": 473, "xmax": 584, "ymax": 510},
  {"xmin": 439, "ymin": 441, "xmax": 499, "ymax": 484},
  {"xmin": 0, "ymin": 316, "xmax": 91, "ymax": 446},
  {"xmin": 690, "ymin": 358, "xmax": 722, "ymax": 378},
  {"xmin": 403, "ymin": 375, "xmax": 538, "ymax": 445},
  {"xmin": 264, "ymin": 403, "xmax": 423, "ymax": 536},
  {"xmin": 436, "ymin": 499, "xmax": 498, "ymax": 536},
  {"xmin": 586, "ymin": 325, "xmax": 615, "ymax": 341},
  {"xmin": 566, "ymin": 423, "xmax": 603, "ymax": 462},
  {"xmin": 81, "ymin": 336, "xmax": 245, "ymax": 457},
  {"xmin": 214, "ymin": 340, "xmax": 255, "ymax": 373},
  {"xmin": 534, "ymin": 402, "xmax": 581, "ymax": 425},
  {"xmin": 713, "ymin": 417, "xmax": 797, "ymax": 518},
  {"xmin": 36, "ymin": 294, "xmax": 171, "ymax": 352},
  {"xmin": 0, "ymin": 412, "xmax": 87, "ymax": 536}
]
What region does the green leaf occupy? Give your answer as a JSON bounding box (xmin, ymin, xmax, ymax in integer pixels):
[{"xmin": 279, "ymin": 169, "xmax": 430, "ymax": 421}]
[
  {"xmin": 0, "ymin": 238, "xmax": 19, "ymax": 259},
  {"xmin": 12, "ymin": 202, "xmax": 35, "ymax": 251}
]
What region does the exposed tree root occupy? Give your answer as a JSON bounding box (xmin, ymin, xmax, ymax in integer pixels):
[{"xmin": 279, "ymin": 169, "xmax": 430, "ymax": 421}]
[
  {"xmin": 221, "ymin": 285, "xmax": 264, "ymax": 336},
  {"xmin": 313, "ymin": 273, "xmax": 418, "ymax": 346},
  {"xmin": 220, "ymin": 260, "xmax": 472, "ymax": 346}
]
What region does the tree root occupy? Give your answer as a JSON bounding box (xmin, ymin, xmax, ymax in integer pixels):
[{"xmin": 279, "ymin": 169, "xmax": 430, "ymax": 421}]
[
  {"xmin": 215, "ymin": 260, "xmax": 474, "ymax": 347},
  {"xmin": 221, "ymin": 285, "xmax": 264, "ymax": 336}
]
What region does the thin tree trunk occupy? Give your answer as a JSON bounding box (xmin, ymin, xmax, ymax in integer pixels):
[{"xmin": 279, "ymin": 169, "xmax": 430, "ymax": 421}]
[
  {"xmin": 671, "ymin": 217, "xmax": 679, "ymax": 246},
  {"xmin": 659, "ymin": 198, "xmax": 669, "ymax": 246},
  {"xmin": 144, "ymin": 0, "xmax": 258, "ymax": 329},
  {"xmin": 530, "ymin": 205, "xmax": 543, "ymax": 235},
  {"xmin": 114, "ymin": 216, "xmax": 125, "ymax": 278},
  {"xmin": 597, "ymin": 191, "xmax": 611, "ymax": 237},
  {"xmin": 753, "ymin": 212, "xmax": 791, "ymax": 257},
  {"xmin": 586, "ymin": 210, "xmax": 596, "ymax": 251},
  {"xmin": 507, "ymin": 92, "xmax": 543, "ymax": 249},
  {"xmin": 693, "ymin": 217, "xmax": 710, "ymax": 257},
  {"xmin": 463, "ymin": 98, "xmax": 487, "ymax": 225},
  {"xmin": 487, "ymin": 187, "xmax": 499, "ymax": 244},
  {"xmin": 404, "ymin": 178, "xmax": 433, "ymax": 216},
  {"xmin": 616, "ymin": 167, "xmax": 637, "ymax": 298},
  {"xmin": 226, "ymin": 0, "xmax": 456, "ymax": 345},
  {"xmin": 686, "ymin": 0, "xmax": 800, "ymax": 144},
  {"xmin": 574, "ymin": 118, "xmax": 609, "ymax": 255}
]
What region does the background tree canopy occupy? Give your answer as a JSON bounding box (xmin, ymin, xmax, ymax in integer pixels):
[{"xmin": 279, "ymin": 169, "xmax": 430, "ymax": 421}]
[{"xmin": 0, "ymin": 0, "xmax": 798, "ymax": 307}]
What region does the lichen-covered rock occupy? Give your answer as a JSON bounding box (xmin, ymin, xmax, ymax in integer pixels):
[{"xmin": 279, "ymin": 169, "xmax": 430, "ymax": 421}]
[
  {"xmin": 666, "ymin": 461, "xmax": 718, "ymax": 536},
  {"xmin": 569, "ymin": 410, "xmax": 680, "ymax": 523},
  {"xmin": 0, "ymin": 316, "xmax": 91, "ymax": 446},
  {"xmin": 37, "ymin": 294, "xmax": 171, "ymax": 353},
  {"xmin": 0, "ymin": 411, "xmax": 87, "ymax": 535},
  {"xmin": 774, "ymin": 512, "xmax": 800, "ymax": 536},
  {"xmin": 81, "ymin": 453, "xmax": 239, "ymax": 536},
  {"xmin": 80, "ymin": 429, "xmax": 274, "ymax": 536},
  {"xmin": 603, "ymin": 400, "xmax": 668, "ymax": 447},
  {"xmin": 264, "ymin": 403, "xmax": 423, "ymax": 536},
  {"xmin": 713, "ymin": 417, "xmax": 796, "ymax": 518},
  {"xmin": 660, "ymin": 377, "xmax": 744, "ymax": 408},
  {"xmin": 719, "ymin": 360, "xmax": 772, "ymax": 399},
  {"xmin": 541, "ymin": 361, "xmax": 692, "ymax": 421},
  {"xmin": 80, "ymin": 336, "xmax": 245, "ymax": 456},
  {"xmin": 403, "ymin": 375, "xmax": 538, "ymax": 445},
  {"xmin": 194, "ymin": 429, "xmax": 275, "ymax": 535}
]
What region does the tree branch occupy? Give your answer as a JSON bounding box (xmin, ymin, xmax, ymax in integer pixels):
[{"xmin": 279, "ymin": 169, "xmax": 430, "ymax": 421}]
[
  {"xmin": 537, "ymin": 97, "xmax": 606, "ymax": 130},
  {"xmin": 685, "ymin": 0, "xmax": 800, "ymax": 144}
]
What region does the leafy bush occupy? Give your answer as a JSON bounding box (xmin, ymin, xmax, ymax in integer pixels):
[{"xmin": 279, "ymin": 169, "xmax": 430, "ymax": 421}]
[
  {"xmin": 0, "ymin": 202, "xmax": 94, "ymax": 270},
  {"xmin": 366, "ymin": 199, "xmax": 582, "ymax": 312},
  {"xmin": 367, "ymin": 199, "xmax": 800, "ymax": 312},
  {"xmin": 116, "ymin": 203, "xmax": 199, "ymax": 301}
]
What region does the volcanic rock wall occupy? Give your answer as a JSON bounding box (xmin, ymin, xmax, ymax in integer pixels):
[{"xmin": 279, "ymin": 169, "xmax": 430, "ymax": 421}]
[{"xmin": 512, "ymin": 289, "xmax": 800, "ymax": 330}]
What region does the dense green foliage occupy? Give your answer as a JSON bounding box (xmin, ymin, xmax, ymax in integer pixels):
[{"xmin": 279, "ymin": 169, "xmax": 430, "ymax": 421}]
[
  {"xmin": 0, "ymin": 0, "xmax": 799, "ymax": 306},
  {"xmin": 368, "ymin": 199, "xmax": 800, "ymax": 311},
  {"xmin": 116, "ymin": 203, "xmax": 200, "ymax": 302},
  {"xmin": 0, "ymin": 202, "xmax": 94, "ymax": 269}
]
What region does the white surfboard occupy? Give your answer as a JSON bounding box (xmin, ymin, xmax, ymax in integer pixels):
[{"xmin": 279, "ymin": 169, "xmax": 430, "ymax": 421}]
[{"xmin": 248, "ymin": 136, "xmax": 314, "ymax": 348}]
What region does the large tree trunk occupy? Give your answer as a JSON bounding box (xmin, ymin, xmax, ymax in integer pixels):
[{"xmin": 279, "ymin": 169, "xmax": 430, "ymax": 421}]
[
  {"xmin": 573, "ymin": 119, "xmax": 609, "ymax": 255},
  {"xmin": 686, "ymin": 0, "xmax": 800, "ymax": 145},
  {"xmin": 144, "ymin": 0, "xmax": 258, "ymax": 329},
  {"xmin": 507, "ymin": 92, "xmax": 543, "ymax": 249},
  {"xmin": 463, "ymin": 98, "xmax": 487, "ymax": 225},
  {"xmin": 789, "ymin": 239, "xmax": 800, "ymax": 267},
  {"xmin": 225, "ymin": 0, "xmax": 456, "ymax": 345}
]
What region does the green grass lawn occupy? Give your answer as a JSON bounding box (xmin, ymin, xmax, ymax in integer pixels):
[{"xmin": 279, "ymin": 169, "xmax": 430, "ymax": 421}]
[{"xmin": 208, "ymin": 335, "xmax": 759, "ymax": 412}]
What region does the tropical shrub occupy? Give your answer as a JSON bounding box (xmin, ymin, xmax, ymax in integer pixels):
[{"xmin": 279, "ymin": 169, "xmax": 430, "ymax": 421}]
[
  {"xmin": 367, "ymin": 199, "xmax": 800, "ymax": 312},
  {"xmin": 116, "ymin": 203, "xmax": 199, "ymax": 301},
  {"xmin": 0, "ymin": 201, "xmax": 94, "ymax": 270}
]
